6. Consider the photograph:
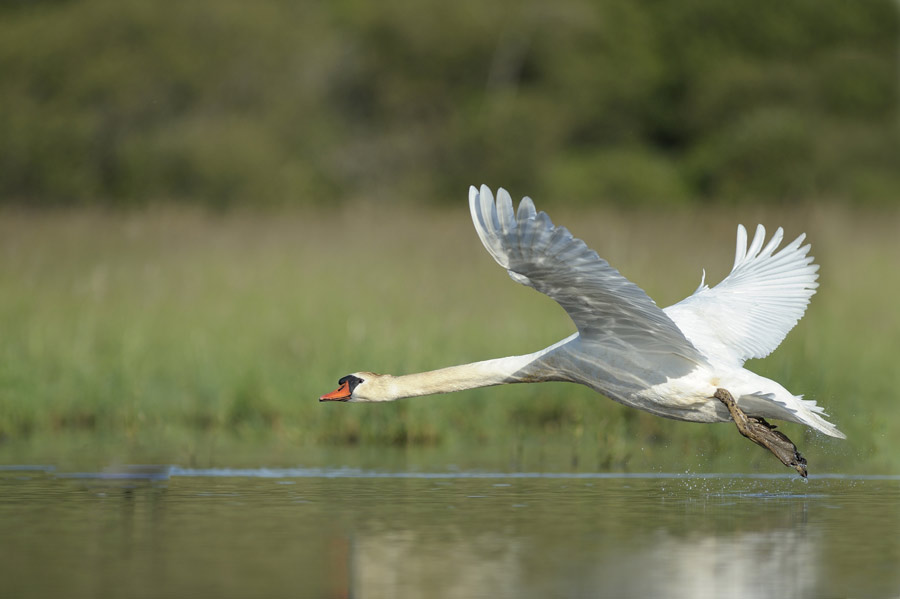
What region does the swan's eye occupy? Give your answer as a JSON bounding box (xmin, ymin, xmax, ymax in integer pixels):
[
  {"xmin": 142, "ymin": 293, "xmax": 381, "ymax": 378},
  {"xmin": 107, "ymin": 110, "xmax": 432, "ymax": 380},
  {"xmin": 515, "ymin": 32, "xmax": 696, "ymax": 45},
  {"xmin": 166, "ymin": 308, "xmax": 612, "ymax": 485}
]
[{"xmin": 338, "ymin": 375, "xmax": 364, "ymax": 393}]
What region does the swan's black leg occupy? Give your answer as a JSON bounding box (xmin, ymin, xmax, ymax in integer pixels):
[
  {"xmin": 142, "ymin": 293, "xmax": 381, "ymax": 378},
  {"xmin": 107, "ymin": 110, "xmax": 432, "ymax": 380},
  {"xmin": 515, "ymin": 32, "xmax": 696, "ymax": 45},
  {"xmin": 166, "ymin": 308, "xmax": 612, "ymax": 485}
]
[{"xmin": 714, "ymin": 388, "xmax": 808, "ymax": 478}]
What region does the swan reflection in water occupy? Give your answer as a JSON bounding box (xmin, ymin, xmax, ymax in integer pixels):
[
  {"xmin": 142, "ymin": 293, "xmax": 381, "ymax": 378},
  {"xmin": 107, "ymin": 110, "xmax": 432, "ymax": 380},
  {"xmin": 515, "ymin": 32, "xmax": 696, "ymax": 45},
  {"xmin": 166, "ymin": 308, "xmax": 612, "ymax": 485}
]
[{"xmin": 334, "ymin": 496, "xmax": 819, "ymax": 598}]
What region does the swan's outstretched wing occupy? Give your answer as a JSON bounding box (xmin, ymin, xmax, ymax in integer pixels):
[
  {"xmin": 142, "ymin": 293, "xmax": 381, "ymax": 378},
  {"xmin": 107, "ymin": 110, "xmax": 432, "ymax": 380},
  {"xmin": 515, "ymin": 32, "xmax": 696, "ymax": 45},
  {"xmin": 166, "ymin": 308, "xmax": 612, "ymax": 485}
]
[
  {"xmin": 469, "ymin": 185, "xmax": 705, "ymax": 363},
  {"xmin": 664, "ymin": 224, "xmax": 819, "ymax": 367}
]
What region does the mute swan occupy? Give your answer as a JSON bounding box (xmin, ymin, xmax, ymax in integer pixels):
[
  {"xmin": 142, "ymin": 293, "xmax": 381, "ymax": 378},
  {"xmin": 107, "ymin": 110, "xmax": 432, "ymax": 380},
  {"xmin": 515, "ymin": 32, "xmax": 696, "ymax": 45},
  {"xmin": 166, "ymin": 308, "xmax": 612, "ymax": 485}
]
[{"xmin": 321, "ymin": 185, "xmax": 844, "ymax": 475}]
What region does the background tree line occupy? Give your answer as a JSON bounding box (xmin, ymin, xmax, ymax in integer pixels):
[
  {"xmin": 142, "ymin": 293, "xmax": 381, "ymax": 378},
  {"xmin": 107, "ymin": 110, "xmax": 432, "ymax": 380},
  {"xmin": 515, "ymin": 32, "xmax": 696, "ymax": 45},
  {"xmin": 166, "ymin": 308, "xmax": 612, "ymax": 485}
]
[{"xmin": 1, "ymin": 0, "xmax": 897, "ymax": 208}]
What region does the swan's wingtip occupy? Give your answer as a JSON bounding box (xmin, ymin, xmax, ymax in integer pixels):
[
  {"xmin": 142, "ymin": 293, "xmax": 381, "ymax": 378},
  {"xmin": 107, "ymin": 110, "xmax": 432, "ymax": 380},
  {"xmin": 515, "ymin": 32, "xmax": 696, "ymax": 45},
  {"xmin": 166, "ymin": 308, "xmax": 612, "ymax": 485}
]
[{"xmin": 518, "ymin": 195, "xmax": 537, "ymax": 220}]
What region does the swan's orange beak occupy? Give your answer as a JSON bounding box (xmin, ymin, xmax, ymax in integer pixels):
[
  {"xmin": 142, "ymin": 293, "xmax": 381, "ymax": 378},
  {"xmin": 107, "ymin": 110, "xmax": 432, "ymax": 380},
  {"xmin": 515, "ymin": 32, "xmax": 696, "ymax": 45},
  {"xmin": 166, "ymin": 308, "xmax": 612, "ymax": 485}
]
[{"xmin": 319, "ymin": 381, "xmax": 352, "ymax": 402}]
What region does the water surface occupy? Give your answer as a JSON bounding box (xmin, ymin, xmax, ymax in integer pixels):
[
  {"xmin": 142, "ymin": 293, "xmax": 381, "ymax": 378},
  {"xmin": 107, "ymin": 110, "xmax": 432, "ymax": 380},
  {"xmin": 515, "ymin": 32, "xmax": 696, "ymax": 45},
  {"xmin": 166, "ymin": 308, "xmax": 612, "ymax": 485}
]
[{"xmin": 2, "ymin": 467, "xmax": 898, "ymax": 598}]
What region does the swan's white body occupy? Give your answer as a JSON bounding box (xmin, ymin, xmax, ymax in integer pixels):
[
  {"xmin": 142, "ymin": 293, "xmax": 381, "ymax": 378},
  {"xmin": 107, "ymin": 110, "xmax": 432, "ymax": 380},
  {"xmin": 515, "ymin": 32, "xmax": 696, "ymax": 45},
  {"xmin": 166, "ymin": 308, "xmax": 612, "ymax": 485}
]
[{"xmin": 322, "ymin": 185, "xmax": 844, "ymax": 440}]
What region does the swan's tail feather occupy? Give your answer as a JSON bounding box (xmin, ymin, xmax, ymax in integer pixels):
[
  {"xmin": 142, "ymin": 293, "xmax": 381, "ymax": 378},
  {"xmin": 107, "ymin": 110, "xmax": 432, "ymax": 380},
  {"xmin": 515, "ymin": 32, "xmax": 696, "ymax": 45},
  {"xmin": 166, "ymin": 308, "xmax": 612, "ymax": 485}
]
[
  {"xmin": 799, "ymin": 405, "xmax": 846, "ymax": 439},
  {"xmin": 788, "ymin": 393, "xmax": 845, "ymax": 438},
  {"xmin": 744, "ymin": 391, "xmax": 846, "ymax": 439}
]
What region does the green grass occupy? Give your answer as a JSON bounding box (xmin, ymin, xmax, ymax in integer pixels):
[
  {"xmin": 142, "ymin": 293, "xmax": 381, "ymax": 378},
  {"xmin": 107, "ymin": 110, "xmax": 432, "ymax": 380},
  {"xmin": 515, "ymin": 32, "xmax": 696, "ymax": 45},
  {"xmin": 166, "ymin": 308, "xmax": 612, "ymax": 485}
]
[{"xmin": 1, "ymin": 202, "xmax": 898, "ymax": 473}]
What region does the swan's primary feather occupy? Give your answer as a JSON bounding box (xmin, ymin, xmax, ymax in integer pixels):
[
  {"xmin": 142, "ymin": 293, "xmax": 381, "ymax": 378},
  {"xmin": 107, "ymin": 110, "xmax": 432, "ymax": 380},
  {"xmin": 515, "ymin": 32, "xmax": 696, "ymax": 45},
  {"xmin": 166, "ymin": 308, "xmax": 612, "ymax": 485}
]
[
  {"xmin": 663, "ymin": 224, "xmax": 819, "ymax": 367},
  {"xmin": 469, "ymin": 185, "xmax": 706, "ymax": 363}
]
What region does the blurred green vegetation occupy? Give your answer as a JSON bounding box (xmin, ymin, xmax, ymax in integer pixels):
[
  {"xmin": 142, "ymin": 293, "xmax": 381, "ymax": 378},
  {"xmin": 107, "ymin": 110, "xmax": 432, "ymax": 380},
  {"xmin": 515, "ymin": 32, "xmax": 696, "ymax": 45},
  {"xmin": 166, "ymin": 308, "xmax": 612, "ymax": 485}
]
[
  {"xmin": 1, "ymin": 205, "xmax": 897, "ymax": 474},
  {"xmin": 1, "ymin": 1, "xmax": 898, "ymax": 474},
  {"xmin": 1, "ymin": 0, "xmax": 897, "ymax": 208}
]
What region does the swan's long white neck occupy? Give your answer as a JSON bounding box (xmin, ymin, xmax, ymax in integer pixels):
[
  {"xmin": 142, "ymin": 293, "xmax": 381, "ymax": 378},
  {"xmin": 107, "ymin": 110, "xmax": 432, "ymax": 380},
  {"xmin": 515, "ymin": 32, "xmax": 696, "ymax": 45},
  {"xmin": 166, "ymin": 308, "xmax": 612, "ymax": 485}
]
[{"xmin": 356, "ymin": 339, "xmax": 570, "ymax": 402}]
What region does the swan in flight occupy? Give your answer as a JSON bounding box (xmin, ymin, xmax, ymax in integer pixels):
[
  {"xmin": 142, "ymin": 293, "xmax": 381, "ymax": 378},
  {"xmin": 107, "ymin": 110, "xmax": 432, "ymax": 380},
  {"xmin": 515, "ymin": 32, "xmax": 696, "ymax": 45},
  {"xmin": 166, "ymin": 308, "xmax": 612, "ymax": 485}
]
[{"xmin": 321, "ymin": 185, "xmax": 844, "ymax": 475}]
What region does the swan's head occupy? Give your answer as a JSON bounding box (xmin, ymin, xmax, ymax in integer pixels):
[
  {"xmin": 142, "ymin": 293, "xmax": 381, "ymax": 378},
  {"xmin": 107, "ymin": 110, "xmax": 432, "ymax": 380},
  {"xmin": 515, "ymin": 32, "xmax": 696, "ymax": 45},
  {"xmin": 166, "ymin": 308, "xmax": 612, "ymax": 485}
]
[{"xmin": 319, "ymin": 372, "xmax": 391, "ymax": 403}]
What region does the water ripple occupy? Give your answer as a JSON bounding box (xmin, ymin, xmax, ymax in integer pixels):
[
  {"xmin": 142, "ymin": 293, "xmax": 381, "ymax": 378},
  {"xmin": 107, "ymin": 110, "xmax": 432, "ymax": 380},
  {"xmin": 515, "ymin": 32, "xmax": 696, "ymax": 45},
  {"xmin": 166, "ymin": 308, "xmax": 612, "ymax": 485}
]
[{"xmin": 6, "ymin": 464, "xmax": 895, "ymax": 481}]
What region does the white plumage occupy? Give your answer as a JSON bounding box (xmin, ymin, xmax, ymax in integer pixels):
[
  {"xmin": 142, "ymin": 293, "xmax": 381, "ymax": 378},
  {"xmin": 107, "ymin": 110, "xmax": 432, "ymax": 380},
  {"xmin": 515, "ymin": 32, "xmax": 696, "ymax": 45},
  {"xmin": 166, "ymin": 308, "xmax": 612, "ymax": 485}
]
[
  {"xmin": 665, "ymin": 224, "xmax": 819, "ymax": 367},
  {"xmin": 468, "ymin": 185, "xmax": 842, "ymax": 438},
  {"xmin": 321, "ymin": 185, "xmax": 844, "ymax": 449}
]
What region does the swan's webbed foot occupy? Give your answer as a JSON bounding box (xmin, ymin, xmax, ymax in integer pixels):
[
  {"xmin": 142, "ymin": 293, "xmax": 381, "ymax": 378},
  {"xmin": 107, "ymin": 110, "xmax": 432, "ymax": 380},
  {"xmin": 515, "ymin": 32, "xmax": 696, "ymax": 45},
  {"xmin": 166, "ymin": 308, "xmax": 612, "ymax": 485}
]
[{"xmin": 714, "ymin": 388, "xmax": 808, "ymax": 478}]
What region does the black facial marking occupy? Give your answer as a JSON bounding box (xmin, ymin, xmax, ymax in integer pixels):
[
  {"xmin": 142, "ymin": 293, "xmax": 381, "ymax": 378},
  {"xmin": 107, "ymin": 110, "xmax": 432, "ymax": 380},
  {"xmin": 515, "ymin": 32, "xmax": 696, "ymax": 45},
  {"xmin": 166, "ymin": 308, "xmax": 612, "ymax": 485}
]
[{"xmin": 338, "ymin": 375, "xmax": 364, "ymax": 394}]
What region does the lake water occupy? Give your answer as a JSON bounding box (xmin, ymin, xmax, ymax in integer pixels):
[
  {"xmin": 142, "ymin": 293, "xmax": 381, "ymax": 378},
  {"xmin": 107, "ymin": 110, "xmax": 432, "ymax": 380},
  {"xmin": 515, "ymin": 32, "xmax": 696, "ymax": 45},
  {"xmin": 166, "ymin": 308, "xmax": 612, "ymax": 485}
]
[{"xmin": 2, "ymin": 466, "xmax": 898, "ymax": 599}]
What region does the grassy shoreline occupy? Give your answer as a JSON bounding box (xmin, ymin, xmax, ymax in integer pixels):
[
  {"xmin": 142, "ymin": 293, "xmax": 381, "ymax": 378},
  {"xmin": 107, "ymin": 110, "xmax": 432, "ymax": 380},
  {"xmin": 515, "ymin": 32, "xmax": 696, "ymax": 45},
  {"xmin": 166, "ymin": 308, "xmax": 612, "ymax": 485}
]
[{"xmin": 2, "ymin": 203, "xmax": 898, "ymax": 473}]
